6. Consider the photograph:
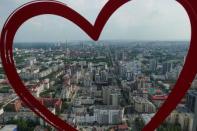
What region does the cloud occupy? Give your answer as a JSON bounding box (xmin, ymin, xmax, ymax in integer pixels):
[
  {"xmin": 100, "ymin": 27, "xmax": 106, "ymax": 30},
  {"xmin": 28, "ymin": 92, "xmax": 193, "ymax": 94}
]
[
  {"xmin": 0, "ymin": 0, "xmax": 191, "ymax": 42},
  {"xmin": 100, "ymin": 0, "xmax": 191, "ymax": 41}
]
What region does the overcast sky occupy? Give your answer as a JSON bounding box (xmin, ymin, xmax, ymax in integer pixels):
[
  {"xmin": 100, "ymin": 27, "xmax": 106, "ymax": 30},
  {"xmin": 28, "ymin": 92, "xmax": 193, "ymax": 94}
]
[{"xmin": 0, "ymin": 0, "xmax": 191, "ymax": 42}]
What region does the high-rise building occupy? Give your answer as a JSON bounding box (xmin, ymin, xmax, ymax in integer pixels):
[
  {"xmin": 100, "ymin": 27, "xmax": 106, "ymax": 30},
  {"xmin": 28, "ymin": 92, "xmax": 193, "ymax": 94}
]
[
  {"xmin": 185, "ymin": 91, "xmax": 197, "ymax": 131},
  {"xmin": 102, "ymin": 86, "xmax": 121, "ymax": 106},
  {"xmin": 102, "ymin": 86, "xmax": 112, "ymax": 105},
  {"xmin": 150, "ymin": 59, "xmax": 157, "ymax": 71},
  {"xmin": 191, "ymin": 76, "xmax": 197, "ymax": 90},
  {"xmin": 110, "ymin": 93, "xmax": 120, "ymax": 106},
  {"xmin": 133, "ymin": 96, "xmax": 156, "ymax": 113},
  {"xmin": 162, "ymin": 62, "xmax": 173, "ymax": 75},
  {"xmin": 100, "ymin": 70, "xmax": 108, "ymax": 82},
  {"xmin": 192, "ymin": 95, "xmax": 197, "ymax": 131},
  {"xmin": 94, "ymin": 106, "xmax": 124, "ymax": 125},
  {"xmin": 186, "ymin": 91, "xmax": 197, "ymax": 113}
]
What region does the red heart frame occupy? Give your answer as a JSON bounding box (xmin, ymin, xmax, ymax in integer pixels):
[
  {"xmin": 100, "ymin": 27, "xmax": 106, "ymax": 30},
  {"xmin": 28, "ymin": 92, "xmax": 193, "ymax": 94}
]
[{"xmin": 0, "ymin": 0, "xmax": 197, "ymax": 131}]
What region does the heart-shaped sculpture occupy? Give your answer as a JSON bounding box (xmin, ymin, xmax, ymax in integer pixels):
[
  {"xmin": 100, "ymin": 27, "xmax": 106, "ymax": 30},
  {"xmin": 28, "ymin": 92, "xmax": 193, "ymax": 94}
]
[{"xmin": 0, "ymin": 0, "xmax": 197, "ymax": 131}]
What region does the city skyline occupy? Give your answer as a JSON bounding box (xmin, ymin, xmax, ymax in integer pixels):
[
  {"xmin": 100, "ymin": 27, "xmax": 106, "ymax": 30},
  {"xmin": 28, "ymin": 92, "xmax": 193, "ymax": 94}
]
[{"xmin": 0, "ymin": 41, "xmax": 194, "ymax": 131}]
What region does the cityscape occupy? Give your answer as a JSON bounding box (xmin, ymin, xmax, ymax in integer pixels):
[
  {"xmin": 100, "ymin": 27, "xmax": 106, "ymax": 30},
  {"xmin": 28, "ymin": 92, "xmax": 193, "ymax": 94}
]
[
  {"xmin": 0, "ymin": 0, "xmax": 192, "ymax": 130},
  {"xmin": 0, "ymin": 41, "xmax": 196, "ymax": 131}
]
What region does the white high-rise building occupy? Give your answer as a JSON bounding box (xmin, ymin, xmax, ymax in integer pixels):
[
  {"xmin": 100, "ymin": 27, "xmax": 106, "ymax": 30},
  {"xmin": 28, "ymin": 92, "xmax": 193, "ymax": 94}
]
[{"xmin": 94, "ymin": 106, "xmax": 124, "ymax": 125}]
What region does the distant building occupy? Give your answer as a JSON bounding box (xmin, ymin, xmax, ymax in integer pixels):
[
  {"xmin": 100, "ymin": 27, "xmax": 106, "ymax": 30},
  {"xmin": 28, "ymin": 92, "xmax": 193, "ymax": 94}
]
[
  {"xmin": 102, "ymin": 86, "xmax": 112, "ymax": 105},
  {"xmin": 0, "ymin": 125, "xmax": 17, "ymax": 131},
  {"xmin": 0, "ymin": 108, "xmax": 4, "ymax": 115},
  {"xmin": 133, "ymin": 96, "xmax": 156, "ymax": 113},
  {"xmin": 4, "ymin": 100, "xmax": 22, "ymax": 112},
  {"xmin": 1, "ymin": 99, "xmax": 58, "ymax": 125},
  {"xmin": 118, "ymin": 61, "xmax": 141, "ymax": 81},
  {"xmin": 83, "ymin": 72, "xmax": 92, "ymax": 87},
  {"xmin": 95, "ymin": 73, "xmax": 101, "ymax": 83},
  {"xmin": 74, "ymin": 112, "xmax": 95, "ymax": 124},
  {"xmin": 100, "ymin": 70, "xmax": 108, "ymax": 82},
  {"xmin": 186, "ymin": 91, "xmax": 197, "ymax": 113},
  {"xmin": 150, "ymin": 59, "xmax": 157, "ymax": 71},
  {"xmin": 34, "ymin": 126, "xmax": 49, "ymax": 131},
  {"xmin": 110, "ymin": 93, "xmax": 120, "ymax": 106},
  {"xmin": 112, "ymin": 125, "xmax": 129, "ymax": 131},
  {"xmin": 28, "ymin": 57, "xmax": 37, "ymax": 66},
  {"xmin": 136, "ymin": 76, "xmax": 146, "ymax": 89},
  {"xmin": 94, "ymin": 106, "xmax": 124, "ymax": 125},
  {"xmin": 166, "ymin": 111, "xmax": 194, "ymax": 131},
  {"xmin": 192, "ymin": 96, "xmax": 197, "ymax": 131},
  {"xmin": 150, "ymin": 95, "xmax": 168, "ymax": 108},
  {"xmin": 102, "ymin": 86, "xmax": 120, "ymax": 106},
  {"xmin": 141, "ymin": 113, "xmax": 155, "ymax": 125},
  {"xmin": 162, "ymin": 62, "xmax": 172, "ymax": 75},
  {"xmin": 191, "ymin": 77, "xmax": 197, "ymax": 90}
]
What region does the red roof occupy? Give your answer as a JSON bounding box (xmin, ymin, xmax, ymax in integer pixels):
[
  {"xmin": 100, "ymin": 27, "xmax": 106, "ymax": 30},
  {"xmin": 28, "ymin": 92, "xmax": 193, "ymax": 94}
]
[
  {"xmin": 156, "ymin": 89, "xmax": 162, "ymax": 93},
  {"xmin": 143, "ymin": 90, "xmax": 148, "ymax": 93},
  {"xmin": 151, "ymin": 95, "xmax": 168, "ymax": 100},
  {"xmin": 118, "ymin": 125, "xmax": 128, "ymax": 129},
  {"xmin": 0, "ymin": 79, "xmax": 9, "ymax": 84}
]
